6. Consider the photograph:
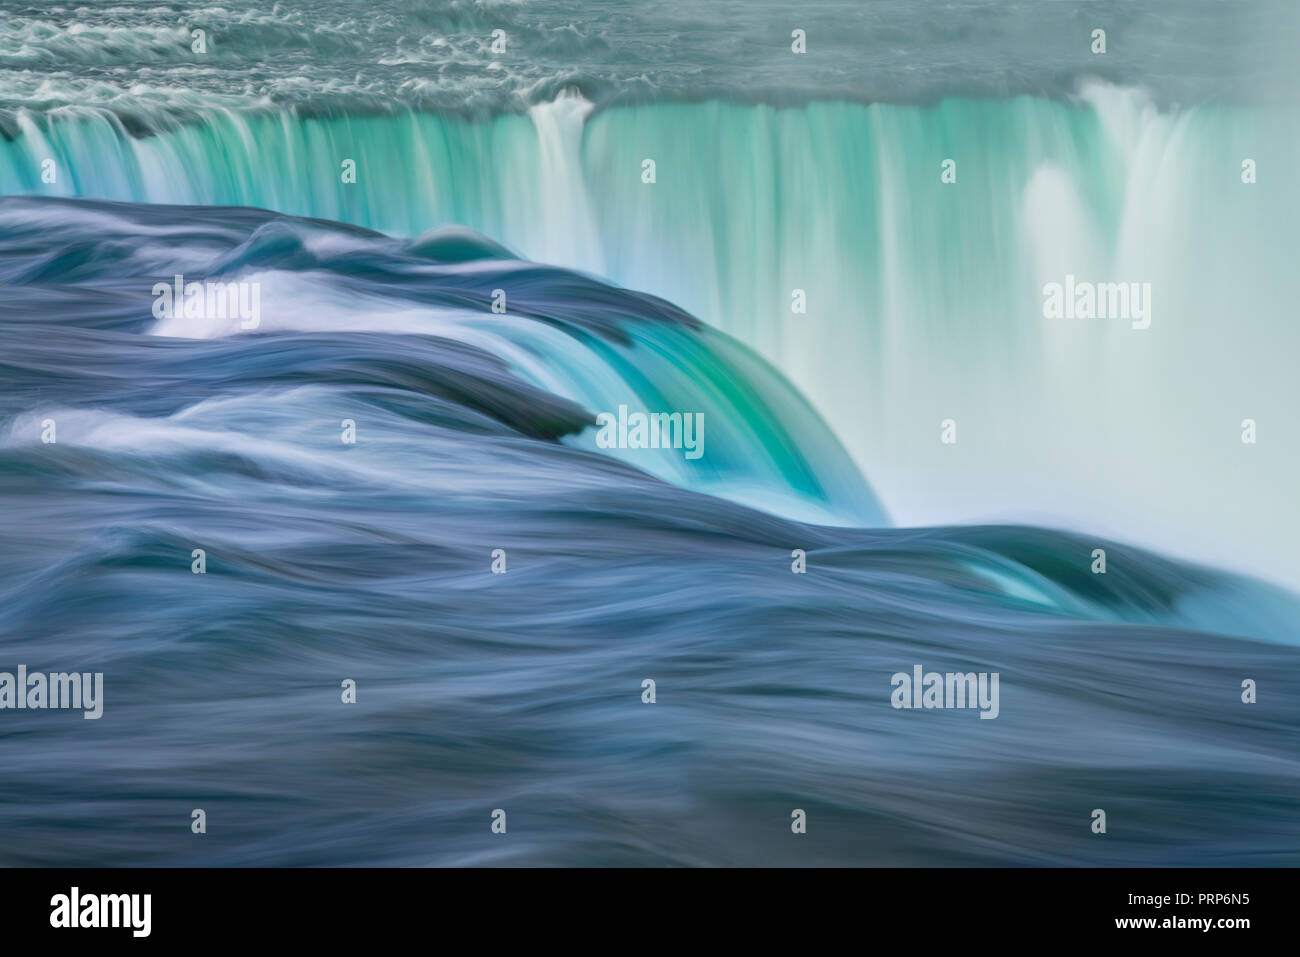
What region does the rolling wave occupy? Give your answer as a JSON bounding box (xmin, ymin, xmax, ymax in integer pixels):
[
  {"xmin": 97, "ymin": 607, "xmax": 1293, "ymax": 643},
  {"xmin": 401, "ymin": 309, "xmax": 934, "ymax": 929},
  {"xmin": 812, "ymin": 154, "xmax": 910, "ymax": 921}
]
[{"xmin": 0, "ymin": 197, "xmax": 1296, "ymax": 865}]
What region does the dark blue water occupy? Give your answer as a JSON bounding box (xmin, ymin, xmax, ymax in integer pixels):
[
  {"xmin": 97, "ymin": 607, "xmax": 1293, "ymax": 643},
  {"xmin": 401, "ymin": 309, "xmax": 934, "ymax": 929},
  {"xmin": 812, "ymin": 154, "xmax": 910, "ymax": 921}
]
[{"xmin": 0, "ymin": 198, "xmax": 1295, "ymax": 865}]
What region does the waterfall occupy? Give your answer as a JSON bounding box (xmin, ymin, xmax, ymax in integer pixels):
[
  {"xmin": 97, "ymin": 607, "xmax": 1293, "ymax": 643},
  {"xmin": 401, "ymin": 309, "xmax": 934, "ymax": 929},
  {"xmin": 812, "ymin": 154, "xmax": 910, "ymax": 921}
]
[{"xmin": 2, "ymin": 85, "xmax": 1297, "ymax": 583}]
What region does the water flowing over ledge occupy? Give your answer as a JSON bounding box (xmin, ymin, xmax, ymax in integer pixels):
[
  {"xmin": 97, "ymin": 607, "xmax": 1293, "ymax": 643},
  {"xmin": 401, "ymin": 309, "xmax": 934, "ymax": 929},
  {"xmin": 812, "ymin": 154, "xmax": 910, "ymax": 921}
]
[
  {"xmin": 0, "ymin": 195, "xmax": 887, "ymax": 526},
  {"xmin": 3, "ymin": 87, "xmax": 1298, "ymax": 585}
]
